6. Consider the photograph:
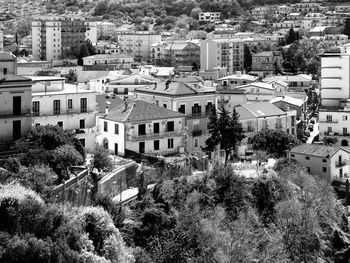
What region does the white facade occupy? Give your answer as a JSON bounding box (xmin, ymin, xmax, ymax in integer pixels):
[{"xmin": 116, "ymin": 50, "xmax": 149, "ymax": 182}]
[
  {"xmin": 199, "ymin": 12, "xmax": 221, "ymax": 22},
  {"xmin": 117, "ymin": 31, "xmax": 162, "ymax": 62},
  {"xmin": 85, "ymin": 21, "xmax": 98, "ymax": 44},
  {"xmin": 30, "ymin": 77, "xmax": 97, "ymax": 150}
]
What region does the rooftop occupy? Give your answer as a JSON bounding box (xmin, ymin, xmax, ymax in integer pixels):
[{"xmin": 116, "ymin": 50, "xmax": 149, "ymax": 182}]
[
  {"xmin": 263, "ymin": 74, "xmax": 312, "ymax": 83},
  {"xmin": 270, "ymin": 96, "xmax": 304, "ymax": 107},
  {"xmin": 235, "ymin": 102, "xmax": 286, "ymax": 120},
  {"xmin": 237, "ymin": 82, "xmax": 275, "ymax": 91},
  {"xmin": 83, "ymin": 53, "xmax": 133, "ymax": 60},
  {"xmin": 103, "ymin": 99, "xmax": 185, "ymax": 123},
  {"xmin": 289, "ymin": 144, "xmax": 341, "ymax": 158},
  {"xmin": 96, "ymin": 94, "xmax": 124, "ymax": 114},
  {"xmin": 219, "ymin": 74, "xmax": 258, "ymax": 82}
]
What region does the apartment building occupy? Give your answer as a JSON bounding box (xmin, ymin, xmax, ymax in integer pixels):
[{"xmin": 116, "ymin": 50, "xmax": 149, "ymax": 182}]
[
  {"xmin": 251, "ymin": 51, "xmax": 282, "ymax": 77},
  {"xmin": 289, "ymin": 144, "xmax": 350, "ymax": 183},
  {"xmin": 198, "ymin": 12, "xmax": 221, "ymax": 22},
  {"xmin": 134, "ymin": 79, "xmax": 216, "ymax": 155},
  {"xmin": 97, "ymin": 21, "xmax": 117, "ymax": 39},
  {"xmin": 32, "ymin": 17, "xmax": 97, "ymax": 61},
  {"xmin": 218, "ymin": 72, "xmax": 258, "ymax": 88},
  {"xmin": 318, "ymin": 46, "xmax": 350, "ymax": 147},
  {"xmin": 117, "ymin": 30, "xmax": 161, "ymax": 62},
  {"xmin": 200, "ymin": 39, "xmax": 245, "ymax": 74},
  {"xmin": 164, "ymin": 41, "xmax": 200, "ymax": 68},
  {"xmin": 30, "ymin": 76, "xmax": 97, "ymax": 149},
  {"xmin": 98, "ymin": 100, "xmax": 186, "ymax": 156}
]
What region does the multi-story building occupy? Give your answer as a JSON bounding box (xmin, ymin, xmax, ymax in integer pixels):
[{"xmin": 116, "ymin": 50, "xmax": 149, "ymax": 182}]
[
  {"xmin": 32, "ymin": 17, "xmax": 97, "ymax": 61},
  {"xmin": 318, "ymin": 47, "xmax": 350, "ymax": 146},
  {"xmin": 30, "ymin": 76, "xmax": 97, "ymax": 149},
  {"xmin": 235, "ymin": 101, "xmax": 297, "ymax": 155},
  {"xmin": 97, "ymin": 21, "xmax": 116, "ymax": 39},
  {"xmin": 117, "ymin": 30, "xmax": 161, "ymax": 62},
  {"xmin": 198, "ymin": 12, "xmax": 221, "ymax": 22},
  {"xmin": 263, "ymin": 74, "xmax": 312, "ymax": 92},
  {"xmin": 164, "ymin": 41, "xmax": 200, "ymax": 68},
  {"xmin": 134, "ymin": 79, "xmax": 216, "ymax": 155},
  {"xmin": 0, "ymin": 69, "xmax": 32, "ymax": 150},
  {"xmin": 98, "ymin": 100, "xmax": 186, "ymax": 156},
  {"xmin": 289, "ymin": 144, "xmax": 350, "ymax": 184},
  {"xmin": 200, "ymin": 38, "xmax": 245, "ymax": 74},
  {"xmin": 251, "ymin": 6, "xmax": 278, "ymax": 19},
  {"xmin": 270, "ymin": 96, "xmax": 306, "ymax": 120},
  {"xmin": 218, "ymin": 72, "xmax": 258, "ymax": 88},
  {"xmin": 82, "ymin": 54, "xmax": 134, "ymax": 71},
  {"xmin": 251, "ymin": 51, "xmax": 282, "ymax": 77},
  {"xmin": 293, "ymin": 2, "xmax": 321, "ymax": 13}
]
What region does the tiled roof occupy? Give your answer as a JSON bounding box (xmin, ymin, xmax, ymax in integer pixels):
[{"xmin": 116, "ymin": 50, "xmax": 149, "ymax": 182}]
[
  {"xmin": 0, "ymin": 74, "xmax": 31, "ymax": 82},
  {"xmin": 103, "ymin": 99, "xmax": 185, "ymax": 123},
  {"xmin": 0, "ymin": 52, "xmax": 15, "ymax": 60},
  {"xmin": 237, "ymin": 82, "xmax": 275, "ymax": 91},
  {"xmin": 135, "ymin": 80, "xmax": 198, "ymax": 96},
  {"xmin": 290, "ymin": 144, "xmax": 340, "ymax": 158},
  {"xmin": 235, "ymin": 102, "xmax": 286, "ymax": 119},
  {"xmin": 83, "ymin": 53, "xmax": 133, "ymax": 60},
  {"xmin": 96, "ymin": 94, "xmax": 124, "ymax": 114}
]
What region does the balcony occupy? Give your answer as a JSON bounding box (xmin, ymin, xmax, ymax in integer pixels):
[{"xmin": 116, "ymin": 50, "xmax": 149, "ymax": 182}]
[
  {"xmin": 0, "ymin": 108, "xmax": 31, "ymax": 118},
  {"xmin": 128, "ymin": 130, "xmax": 185, "ymax": 142},
  {"xmin": 336, "ymin": 160, "xmax": 350, "ymax": 168},
  {"xmin": 319, "ymin": 119, "xmax": 338, "ymax": 123},
  {"xmin": 192, "ymin": 130, "xmax": 202, "ymax": 137}
]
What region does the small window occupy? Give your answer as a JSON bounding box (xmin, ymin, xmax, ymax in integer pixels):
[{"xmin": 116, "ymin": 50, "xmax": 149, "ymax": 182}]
[
  {"xmin": 68, "ymin": 99, "xmax": 73, "ymax": 109},
  {"xmin": 307, "ymin": 167, "xmax": 311, "ymax": 173},
  {"xmin": 154, "ymin": 140, "xmax": 159, "ymax": 150},
  {"xmin": 104, "ymin": 121, "xmax": 108, "ymax": 132},
  {"xmin": 79, "ymin": 119, "xmax": 85, "ymax": 129},
  {"xmin": 323, "ymin": 167, "xmax": 327, "ymax": 172},
  {"xmin": 57, "ymin": 121, "xmax": 63, "ymax": 128},
  {"xmin": 115, "ymin": 124, "xmax": 119, "ymax": 134},
  {"xmin": 167, "ymin": 121, "xmax": 174, "ymax": 132},
  {"xmin": 306, "ymin": 156, "xmax": 310, "ymax": 160},
  {"xmin": 343, "ymin": 115, "xmax": 348, "ymax": 121},
  {"xmin": 163, "ymin": 104, "xmax": 167, "ymax": 109},
  {"xmin": 291, "ymin": 154, "xmax": 295, "ymax": 157},
  {"xmin": 168, "ymin": 138, "xmax": 174, "ymax": 149},
  {"xmin": 323, "ymin": 159, "xmax": 327, "ymax": 163},
  {"xmin": 194, "ymin": 138, "xmax": 199, "ymax": 148}
]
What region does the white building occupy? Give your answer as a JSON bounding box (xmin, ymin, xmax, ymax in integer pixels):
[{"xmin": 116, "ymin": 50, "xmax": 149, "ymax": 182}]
[
  {"xmin": 199, "ymin": 12, "xmax": 221, "ymax": 22},
  {"xmin": 97, "ymin": 21, "xmax": 117, "ymax": 39},
  {"xmin": 30, "ymin": 76, "xmax": 97, "ymax": 149},
  {"xmin": 117, "ymin": 31, "xmax": 162, "ymax": 62},
  {"xmin": 32, "ymin": 17, "xmax": 97, "ymax": 61},
  {"xmin": 98, "ymin": 100, "xmax": 186, "ymax": 156}
]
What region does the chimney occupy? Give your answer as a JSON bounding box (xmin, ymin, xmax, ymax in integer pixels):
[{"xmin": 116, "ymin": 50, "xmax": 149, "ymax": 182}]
[
  {"xmin": 105, "ymin": 106, "xmax": 108, "ymax": 114},
  {"xmin": 165, "ymin": 79, "xmax": 171, "ymax": 90},
  {"xmin": 123, "ymin": 99, "xmax": 128, "ymax": 112}
]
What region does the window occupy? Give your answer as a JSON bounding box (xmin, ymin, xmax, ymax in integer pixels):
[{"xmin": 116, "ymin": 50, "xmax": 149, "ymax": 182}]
[
  {"xmin": 139, "ymin": 142, "xmax": 145, "ymax": 153},
  {"xmin": 57, "ymin": 121, "xmax": 63, "ymax": 128},
  {"xmin": 178, "ymin": 104, "xmax": 185, "ymax": 114},
  {"xmin": 32, "ymin": 101, "xmax": 40, "ymax": 116},
  {"xmin": 307, "ymin": 167, "xmax": 310, "ymax": 173},
  {"xmin": 53, "ymin": 100, "xmax": 60, "ymax": 115},
  {"xmin": 104, "ymin": 121, "xmax": 108, "ymax": 132},
  {"xmin": 80, "ymin": 119, "xmax": 85, "ymax": 129},
  {"xmin": 154, "ymin": 123, "xmax": 159, "ymax": 133},
  {"xmin": 344, "ymin": 128, "xmax": 348, "ymax": 135},
  {"xmin": 343, "ymin": 115, "xmax": 348, "ymax": 121},
  {"xmin": 192, "ymin": 103, "xmax": 201, "ymax": 116},
  {"xmin": 323, "ymin": 167, "xmax": 327, "ymax": 172},
  {"xmin": 328, "ymin": 127, "xmax": 332, "ymax": 133},
  {"xmin": 326, "ymin": 115, "xmax": 332, "ymax": 122},
  {"xmin": 206, "ymin": 102, "xmax": 213, "ymax": 114},
  {"xmin": 154, "ymin": 140, "xmax": 159, "ymax": 150},
  {"xmin": 167, "ymin": 121, "xmax": 174, "ymax": 132},
  {"xmin": 323, "ymin": 159, "xmax": 327, "ymax": 163},
  {"xmin": 163, "ymin": 104, "xmax": 167, "ymax": 109},
  {"xmin": 80, "ymin": 98, "xmax": 87, "ymax": 113},
  {"xmin": 13, "ymin": 96, "xmax": 21, "ymax": 115},
  {"xmin": 138, "ymin": 124, "xmax": 146, "ymax": 135},
  {"xmin": 115, "ymin": 124, "xmax": 119, "ymax": 134},
  {"xmin": 168, "ymin": 138, "xmax": 174, "ymax": 149},
  {"xmin": 306, "ymin": 156, "xmax": 310, "ymax": 160},
  {"xmin": 13, "ymin": 120, "xmax": 21, "ymax": 140},
  {"xmin": 68, "ymin": 99, "xmax": 73, "ymax": 109},
  {"xmin": 194, "ymin": 138, "xmax": 199, "ymax": 148},
  {"xmin": 291, "ymin": 154, "xmax": 295, "ymax": 157}
]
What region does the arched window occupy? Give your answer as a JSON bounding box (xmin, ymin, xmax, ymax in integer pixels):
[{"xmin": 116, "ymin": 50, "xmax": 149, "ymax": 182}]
[
  {"xmin": 103, "ymin": 138, "xmax": 109, "ymax": 150},
  {"xmin": 341, "ymin": 140, "xmax": 349, "ymax": 147}
]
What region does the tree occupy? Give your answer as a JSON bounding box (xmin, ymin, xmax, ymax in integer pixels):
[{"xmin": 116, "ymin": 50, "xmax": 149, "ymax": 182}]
[
  {"xmin": 286, "ymin": 27, "xmax": 297, "ymax": 45},
  {"xmin": 202, "ymin": 107, "xmax": 246, "ymax": 164},
  {"xmin": 91, "ymin": 144, "xmax": 113, "ymax": 173},
  {"xmin": 66, "ymin": 69, "xmax": 78, "ymax": 83},
  {"xmin": 344, "ymin": 18, "xmax": 350, "ymax": 38},
  {"xmin": 244, "ymin": 44, "xmax": 252, "ymax": 71},
  {"xmin": 250, "ymin": 129, "xmax": 300, "ymax": 158}
]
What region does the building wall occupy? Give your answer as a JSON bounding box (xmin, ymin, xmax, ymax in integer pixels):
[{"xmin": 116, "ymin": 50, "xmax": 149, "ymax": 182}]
[
  {"xmin": 85, "ymin": 22, "xmax": 97, "ymax": 44},
  {"xmin": 289, "ymin": 150, "xmax": 350, "ymax": 182},
  {"xmin": 99, "ymin": 119, "xmax": 126, "ymax": 155},
  {"xmin": 0, "ymin": 83, "xmax": 32, "ymax": 147},
  {"xmin": 45, "ymin": 20, "xmax": 62, "ymax": 61}
]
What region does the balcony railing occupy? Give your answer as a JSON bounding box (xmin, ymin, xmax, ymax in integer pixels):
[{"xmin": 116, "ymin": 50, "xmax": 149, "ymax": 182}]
[
  {"xmin": 128, "ymin": 130, "xmax": 185, "ymax": 142},
  {"xmin": 336, "ymin": 160, "xmax": 350, "ymax": 168},
  {"xmin": 319, "ymin": 119, "xmax": 338, "ymax": 123},
  {"xmin": 0, "ymin": 108, "xmax": 31, "ymax": 118}
]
